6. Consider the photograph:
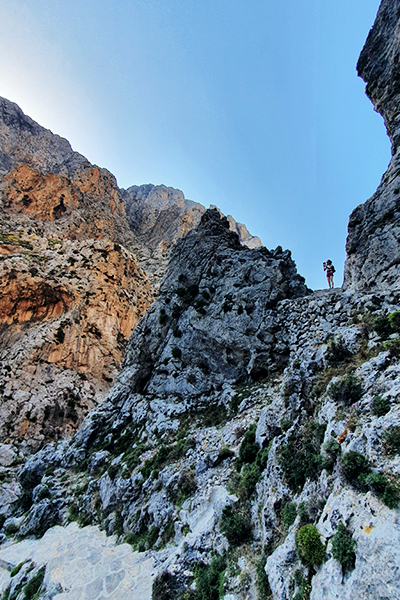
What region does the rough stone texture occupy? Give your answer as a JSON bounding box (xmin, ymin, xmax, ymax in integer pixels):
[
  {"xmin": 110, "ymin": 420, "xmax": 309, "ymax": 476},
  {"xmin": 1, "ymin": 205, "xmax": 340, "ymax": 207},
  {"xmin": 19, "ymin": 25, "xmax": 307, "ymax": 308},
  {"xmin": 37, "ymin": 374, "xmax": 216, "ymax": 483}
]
[
  {"xmin": 0, "ymin": 97, "xmax": 88, "ymax": 178},
  {"xmin": 0, "ymin": 99, "xmax": 263, "ymax": 452},
  {"xmin": 122, "ymin": 184, "xmax": 261, "ymax": 291},
  {"xmin": 0, "ymin": 231, "xmax": 151, "ymax": 451},
  {"xmin": 0, "ymin": 98, "xmax": 154, "ymax": 451},
  {"xmin": 344, "ymin": 0, "xmax": 400, "ymax": 291},
  {"xmin": 6, "ymin": 282, "xmax": 400, "ymax": 600},
  {"xmin": 117, "ymin": 208, "xmax": 308, "ymax": 399},
  {"xmin": 0, "ymin": 523, "xmax": 155, "ymax": 600}
]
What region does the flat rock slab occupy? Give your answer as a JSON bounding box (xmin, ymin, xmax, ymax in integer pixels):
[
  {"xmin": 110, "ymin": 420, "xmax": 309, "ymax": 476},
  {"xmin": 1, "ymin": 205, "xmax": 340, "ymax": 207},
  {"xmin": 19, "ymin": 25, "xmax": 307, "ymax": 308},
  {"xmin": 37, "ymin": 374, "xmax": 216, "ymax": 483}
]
[{"xmin": 0, "ymin": 522, "xmax": 156, "ymax": 599}]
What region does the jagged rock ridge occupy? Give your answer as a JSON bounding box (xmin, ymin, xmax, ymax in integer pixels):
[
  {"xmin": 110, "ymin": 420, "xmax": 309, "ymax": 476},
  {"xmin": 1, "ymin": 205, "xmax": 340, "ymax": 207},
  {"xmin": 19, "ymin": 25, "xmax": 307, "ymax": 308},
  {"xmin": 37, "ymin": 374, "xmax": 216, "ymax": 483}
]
[
  {"xmin": 2, "ymin": 3, "xmax": 400, "ymax": 599},
  {"xmin": 122, "ymin": 183, "xmax": 261, "ymax": 290},
  {"xmin": 344, "ymin": 0, "xmax": 400, "ymax": 290},
  {"xmin": 0, "ymin": 98, "xmax": 261, "ymax": 451},
  {"xmin": 3, "ymin": 209, "xmax": 400, "ymax": 600}
]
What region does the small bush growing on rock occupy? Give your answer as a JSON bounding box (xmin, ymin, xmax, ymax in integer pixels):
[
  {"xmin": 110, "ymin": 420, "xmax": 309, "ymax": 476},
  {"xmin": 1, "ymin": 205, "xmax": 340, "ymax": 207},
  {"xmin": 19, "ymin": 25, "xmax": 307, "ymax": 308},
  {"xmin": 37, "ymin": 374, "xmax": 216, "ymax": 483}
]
[
  {"xmin": 23, "ymin": 566, "xmax": 46, "ymax": 600},
  {"xmin": 295, "ymin": 524, "xmax": 325, "ymax": 566},
  {"xmin": 233, "ymin": 425, "xmax": 269, "ymax": 500},
  {"xmin": 340, "ymin": 450, "xmax": 370, "ymax": 487},
  {"xmin": 371, "ymin": 394, "xmax": 391, "ymax": 417},
  {"xmin": 383, "ymin": 425, "xmax": 400, "ymax": 455},
  {"xmin": 4, "ymin": 523, "xmax": 18, "ymax": 536},
  {"xmin": 322, "ymin": 437, "xmax": 341, "ymax": 472},
  {"xmin": 365, "ymin": 472, "xmax": 399, "ymax": 509},
  {"xmin": 255, "ymin": 553, "xmax": 272, "ymax": 600},
  {"xmin": 372, "ymin": 314, "xmax": 392, "ymax": 339},
  {"xmin": 383, "ymin": 338, "xmax": 400, "ymax": 358},
  {"xmin": 327, "ymin": 338, "xmax": 352, "ymax": 367},
  {"xmin": 388, "ymin": 310, "xmax": 400, "ymax": 332},
  {"xmin": 277, "ymin": 419, "xmax": 326, "ymax": 492},
  {"xmin": 220, "ymin": 504, "xmax": 252, "ymax": 547},
  {"xmin": 238, "ymin": 424, "xmax": 259, "ymax": 465},
  {"xmin": 293, "ymin": 570, "xmax": 311, "ymax": 600},
  {"xmin": 341, "ymin": 450, "xmax": 399, "ymax": 508},
  {"xmin": 283, "ymin": 502, "xmax": 297, "ymax": 528},
  {"xmin": 168, "ymin": 470, "xmax": 197, "ymax": 506},
  {"xmin": 172, "ymin": 324, "xmax": 182, "ymax": 338},
  {"xmin": 151, "ymin": 571, "xmax": 176, "ymax": 600},
  {"xmin": 171, "ymin": 346, "xmax": 182, "ymax": 359},
  {"xmin": 193, "ymin": 554, "xmax": 226, "ymax": 600},
  {"xmin": 215, "ymin": 446, "xmax": 234, "ymax": 465},
  {"xmin": 329, "ymin": 372, "xmax": 363, "ymax": 406},
  {"xmin": 10, "ymin": 562, "xmax": 25, "ymax": 577},
  {"xmin": 331, "ymin": 522, "xmax": 356, "ymax": 573}
]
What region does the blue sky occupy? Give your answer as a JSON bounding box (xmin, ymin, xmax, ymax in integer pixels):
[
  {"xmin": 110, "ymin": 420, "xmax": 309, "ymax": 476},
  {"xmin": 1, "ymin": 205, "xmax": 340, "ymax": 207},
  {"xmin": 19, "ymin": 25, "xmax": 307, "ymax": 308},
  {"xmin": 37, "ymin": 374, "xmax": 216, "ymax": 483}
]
[{"xmin": 0, "ymin": 0, "xmax": 389, "ymax": 290}]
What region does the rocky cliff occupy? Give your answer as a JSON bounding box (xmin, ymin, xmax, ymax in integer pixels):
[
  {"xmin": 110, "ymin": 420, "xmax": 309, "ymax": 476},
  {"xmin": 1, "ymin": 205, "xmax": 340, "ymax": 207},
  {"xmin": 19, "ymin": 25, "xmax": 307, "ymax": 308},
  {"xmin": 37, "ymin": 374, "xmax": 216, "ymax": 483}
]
[
  {"xmin": 1, "ymin": 3, "xmax": 400, "ymax": 599},
  {"xmin": 122, "ymin": 183, "xmax": 261, "ymax": 291},
  {"xmin": 0, "ymin": 98, "xmax": 153, "ymax": 451},
  {"xmin": 2, "ymin": 209, "xmax": 400, "ymax": 600},
  {"xmin": 0, "ymin": 99, "xmax": 260, "ymax": 452},
  {"xmin": 344, "ymin": 0, "xmax": 400, "ymax": 290}
]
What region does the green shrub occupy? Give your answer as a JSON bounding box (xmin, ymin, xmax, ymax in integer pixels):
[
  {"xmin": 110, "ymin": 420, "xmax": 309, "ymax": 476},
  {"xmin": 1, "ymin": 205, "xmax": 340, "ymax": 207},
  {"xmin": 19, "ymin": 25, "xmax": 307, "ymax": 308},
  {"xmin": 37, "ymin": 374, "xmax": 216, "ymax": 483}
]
[
  {"xmin": 383, "ymin": 425, "xmax": 400, "ymax": 455},
  {"xmin": 293, "ymin": 570, "xmax": 311, "ymax": 600},
  {"xmin": 341, "ymin": 450, "xmax": 370, "ymax": 488},
  {"xmin": 215, "ymin": 446, "xmax": 234, "ymax": 465},
  {"xmin": 147, "ymin": 526, "xmax": 160, "ymax": 548},
  {"xmin": 220, "ymin": 504, "xmax": 252, "ymax": 547},
  {"xmin": 371, "ymin": 395, "xmax": 391, "ymax": 417},
  {"xmin": 236, "ymin": 462, "xmax": 261, "ymax": 501},
  {"xmin": 234, "ymin": 430, "xmax": 269, "ymax": 501},
  {"xmin": 388, "ymin": 310, "xmax": 400, "ymax": 332},
  {"xmin": 1, "ymin": 585, "xmax": 10, "ymax": 600},
  {"xmin": 295, "ymin": 524, "xmax": 325, "ymax": 566},
  {"xmin": 255, "ymin": 553, "xmax": 272, "ymax": 600},
  {"xmin": 341, "ymin": 451, "xmax": 399, "ymax": 508},
  {"xmin": 372, "ymin": 315, "xmax": 392, "ymax": 339},
  {"xmin": 331, "ymin": 522, "xmax": 356, "ymax": 572},
  {"xmin": 283, "ymin": 502, "xmax": 297, "ymax": 528},
  {"xmin": 4, "ymin": 523, "xmax": 18, "ymax": 536},
  {"xmin": 171, "ymin": 346, "xmax": 182, "ymax": 359},
  {"xmin": 365, "ymin": 472, "xmax": 399, "ymax": 509},
  {"xmin": 238, "ymin": 424, "xmax": 259, "ymax": 465},
  {"xmin": 10, "ymin": 562, "xmax": 25, "ymax": 577},
  {"xmin": 23, "ymin": 566, "xmax": 46, "ymax": 600},
  {"xmin": 329, "ymin": 373, "xmax": 363, "ymax": 406},
  {"xmin": 277, "ymin": 419, "xmax": 326, "ymax": 492},
  {"xmin": 327, "ymin": 338, "xmax": 352, "ymax": 367},
  {"xmin": 383, "ymin": 338, "xmax": 400, "ymax": 358},
  {"xmin": 298, "ymin": 502, "xmax": 310, "ymax": 526},
  {"xmin": 168, "ymin": 470, "xmax": 197, "ymax": 506},
  {"xmin": 322, "ymin": 437, "xmax": 341, "ymax": 472},
  {"xmin": 194, "ymin": 554, "xmax": 226, "ymax": 600},
  {"xmin": 152, "ymin": 571, "xmax": 176, "ymax": 600},
  {"xmin": 140, "ymin": 437, "xmax": 196, "ymax": 480},
  {"xmin": 172, "ymin": 325, "xmax": 182, "ymax": 338},
  {"xmin": 280, "ymin": 418, "xmax": 292, "ymax": 432}
]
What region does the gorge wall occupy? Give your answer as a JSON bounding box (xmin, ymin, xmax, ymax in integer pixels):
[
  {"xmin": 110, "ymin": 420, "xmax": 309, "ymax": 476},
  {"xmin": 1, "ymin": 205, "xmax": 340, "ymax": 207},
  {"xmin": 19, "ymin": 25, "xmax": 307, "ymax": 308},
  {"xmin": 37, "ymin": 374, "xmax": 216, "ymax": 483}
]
[
  {"xmin": 0, "ymin": 98, "xmax": 261, "ymax": 452},
  {"xmin": 344, "ymin": 0, "xmax": 400, "ymax": 291},
  {"xmin": 1, "ymin": 2, "xmax": 400, "ymax": 600}
]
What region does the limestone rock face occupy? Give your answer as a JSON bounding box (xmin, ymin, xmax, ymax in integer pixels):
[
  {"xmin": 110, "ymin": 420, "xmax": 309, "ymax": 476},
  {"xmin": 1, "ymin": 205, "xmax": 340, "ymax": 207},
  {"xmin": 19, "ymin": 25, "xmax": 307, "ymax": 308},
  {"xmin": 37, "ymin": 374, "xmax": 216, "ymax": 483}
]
[
  {"xmin": 0, "ymin": 97, "xmax": 88, "ymax": 177},
  {"xmin": 0, "ymin": 233, "xmax": 150, "ymax": 451},
  {"xmin": 0, "ymin": 98, "xmax": 153, "ymax": 450},
  {"xmin": 118, "ymin": 208, "xmax": 308, "ymax": 399},
  {"xmin": 344, "ymin": 0, "xmax": 400, "ymax": 290},
  {"xmin": 0, "ymin": 99, "xmax": 265, "ymax": 452},
  {"xmin": 122, "ymin": 184, "xmax": 261, "ymax": 290}
]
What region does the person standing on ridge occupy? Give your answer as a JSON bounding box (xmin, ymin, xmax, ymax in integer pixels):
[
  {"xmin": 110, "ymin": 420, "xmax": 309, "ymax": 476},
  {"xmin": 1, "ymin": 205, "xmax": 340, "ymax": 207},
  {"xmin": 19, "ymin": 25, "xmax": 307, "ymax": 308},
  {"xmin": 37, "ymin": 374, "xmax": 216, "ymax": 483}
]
[{"xmin": 323, "ymin": 260, "xmax": 335, "ymax": 289}]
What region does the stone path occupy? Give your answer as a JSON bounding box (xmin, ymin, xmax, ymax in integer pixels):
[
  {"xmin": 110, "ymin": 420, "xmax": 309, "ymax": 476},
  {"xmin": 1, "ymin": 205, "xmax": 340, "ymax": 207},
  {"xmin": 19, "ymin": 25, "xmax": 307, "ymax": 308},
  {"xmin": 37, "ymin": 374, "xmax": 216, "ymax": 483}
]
[{"xmin": 0, "ymin": 522, "xmax": 156, "ymax": 599}]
